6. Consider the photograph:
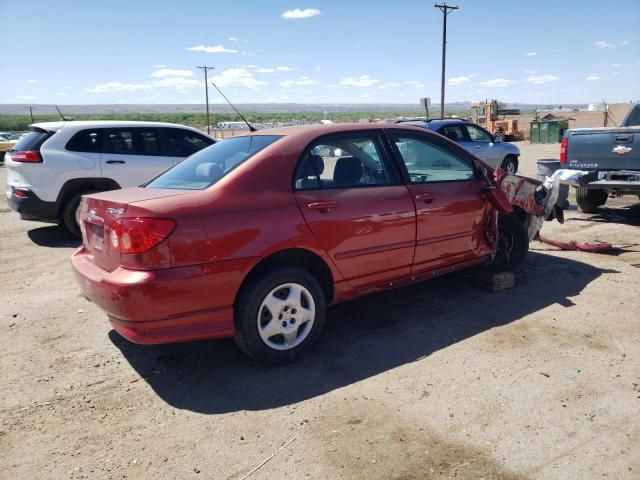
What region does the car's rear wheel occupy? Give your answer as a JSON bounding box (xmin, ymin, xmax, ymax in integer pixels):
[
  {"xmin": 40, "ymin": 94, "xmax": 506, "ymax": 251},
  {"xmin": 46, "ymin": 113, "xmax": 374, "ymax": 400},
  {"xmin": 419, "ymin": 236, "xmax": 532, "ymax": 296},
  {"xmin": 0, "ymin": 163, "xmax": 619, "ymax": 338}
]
[
  {"xmin": 61, "ymin": 190, "xmax": 98, "ymax": 238},
  {"xmin": 491, "ymin": 213, "xmax": 529, "ymax": 267},
  {"xmin": 501, "ymin": 155, "xmax": 518, "ymax": 174},
  {"xmin": 576, "ymin": 187, "xmax": 607, "ymax": 213},
  {"xmin": 234, "ymin": 267, "xmax": 326, "ymax": 364}
]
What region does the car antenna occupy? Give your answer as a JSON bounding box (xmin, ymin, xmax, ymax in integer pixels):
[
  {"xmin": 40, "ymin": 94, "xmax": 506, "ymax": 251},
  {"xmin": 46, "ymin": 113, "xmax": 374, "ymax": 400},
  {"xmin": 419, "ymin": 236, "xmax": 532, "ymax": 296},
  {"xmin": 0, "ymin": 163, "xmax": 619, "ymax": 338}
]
[
  {"xmin": 210, "ymin": 81, "xmax": 257, "ymax": 132},
  {"xmin": 54, "ymin": 105, "xmax": 73, "ymax": 121}
]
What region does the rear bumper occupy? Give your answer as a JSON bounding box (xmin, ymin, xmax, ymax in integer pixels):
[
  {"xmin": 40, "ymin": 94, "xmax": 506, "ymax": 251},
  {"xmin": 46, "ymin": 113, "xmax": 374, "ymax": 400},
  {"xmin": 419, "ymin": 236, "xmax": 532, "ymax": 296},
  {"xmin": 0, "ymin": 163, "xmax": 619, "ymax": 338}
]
[
  {"xmin": 71, "ymin": 247, "xmax": 259, "ymax": 344},
  {"xmin": 6, "ymin": 187, "xmax": 58, "ymax": 221},
  {"xmin": 551, "ymin": 169, "xmax": 640, "ymax": 193}
]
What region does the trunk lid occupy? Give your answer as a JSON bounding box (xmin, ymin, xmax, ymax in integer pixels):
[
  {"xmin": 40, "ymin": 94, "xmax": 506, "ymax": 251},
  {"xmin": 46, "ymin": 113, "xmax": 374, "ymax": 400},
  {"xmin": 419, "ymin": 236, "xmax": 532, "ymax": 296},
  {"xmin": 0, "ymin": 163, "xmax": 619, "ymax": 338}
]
[
  {"xmin": 567, "ymin": 127, "xmax": 640, "ymax": 171},
  {"xmin": 79, "ymin": 187, "xmax": 191, "ymax": 272}
]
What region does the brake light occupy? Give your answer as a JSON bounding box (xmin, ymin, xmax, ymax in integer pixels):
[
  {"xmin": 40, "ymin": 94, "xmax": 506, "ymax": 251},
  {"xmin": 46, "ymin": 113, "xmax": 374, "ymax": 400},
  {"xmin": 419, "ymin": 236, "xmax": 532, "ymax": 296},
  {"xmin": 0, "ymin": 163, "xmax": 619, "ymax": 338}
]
[
  {"xmin": 560, "ymin": 136, "xmax": 568, "ymax": 163},
  {"xmin": 109, "ymin": 218, "xmax": 176, "ymax": 254},
  {"xmin": 10, "ymin": 150, "xmax": 43, "ymax": 163}
]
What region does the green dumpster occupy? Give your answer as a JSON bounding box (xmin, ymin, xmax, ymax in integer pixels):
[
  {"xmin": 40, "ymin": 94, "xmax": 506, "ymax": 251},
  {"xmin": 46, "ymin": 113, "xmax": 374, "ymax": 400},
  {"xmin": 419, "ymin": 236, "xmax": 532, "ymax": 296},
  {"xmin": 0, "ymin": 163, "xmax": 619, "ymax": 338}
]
[{"xmin": 529, "ymin": 119, "xmax": 569, "ymax": 143}]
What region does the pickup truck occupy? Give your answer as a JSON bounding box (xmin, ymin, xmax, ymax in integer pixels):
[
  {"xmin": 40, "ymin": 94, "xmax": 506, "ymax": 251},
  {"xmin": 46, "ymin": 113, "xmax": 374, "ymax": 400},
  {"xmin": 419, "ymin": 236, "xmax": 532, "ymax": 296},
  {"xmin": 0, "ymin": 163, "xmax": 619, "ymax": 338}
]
[{"xmin": 559, "ymin": 102, "xmax": 640, "ymax": 212}]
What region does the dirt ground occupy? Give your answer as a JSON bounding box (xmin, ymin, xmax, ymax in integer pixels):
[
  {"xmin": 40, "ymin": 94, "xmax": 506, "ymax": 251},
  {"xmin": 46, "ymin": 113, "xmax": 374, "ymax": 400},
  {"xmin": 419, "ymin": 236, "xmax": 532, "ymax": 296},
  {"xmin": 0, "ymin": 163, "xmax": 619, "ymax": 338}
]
[{"xmin": 1, "ymin": 142, "xmax": 639, "ymax": 480}]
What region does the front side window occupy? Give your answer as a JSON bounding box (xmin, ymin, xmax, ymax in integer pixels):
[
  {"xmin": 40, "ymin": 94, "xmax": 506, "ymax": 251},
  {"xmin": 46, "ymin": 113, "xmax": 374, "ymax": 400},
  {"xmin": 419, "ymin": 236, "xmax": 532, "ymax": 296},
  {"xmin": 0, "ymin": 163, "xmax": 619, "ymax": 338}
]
[
  {"xmin": 391, "ymin": 134, "xmax": 476, "ymax": 184},
  {"xmin": 465, "ymin": 125, "xmax": 493, "ymax": 143},
  {"xmin": 162, "ymin": 128, "xmax": 213, "ymax": 157},
  {"xmin": 146, "ymin": 135, "xmax": 281, "ymax": 190},
  {"xmin": 294, "ymin": 133, "xmax": 397, "ymax": 190},
  {"xmin": 440, "ymin": 125, "xmax": 466, "ymax": 142}
]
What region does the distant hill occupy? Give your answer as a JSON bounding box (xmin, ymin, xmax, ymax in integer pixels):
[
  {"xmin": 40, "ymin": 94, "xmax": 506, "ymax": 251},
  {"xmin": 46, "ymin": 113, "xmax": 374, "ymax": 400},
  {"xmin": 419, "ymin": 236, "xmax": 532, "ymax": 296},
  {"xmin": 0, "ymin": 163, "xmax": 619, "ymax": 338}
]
[{"xmin": 0, "ymin": 102, "xmax": 589, "ymax": 116}]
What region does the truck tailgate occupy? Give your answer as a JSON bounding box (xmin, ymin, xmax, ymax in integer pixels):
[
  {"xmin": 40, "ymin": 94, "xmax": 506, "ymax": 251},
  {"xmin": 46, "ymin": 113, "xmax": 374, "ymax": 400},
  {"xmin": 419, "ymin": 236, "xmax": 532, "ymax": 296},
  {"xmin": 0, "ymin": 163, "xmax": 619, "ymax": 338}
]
[{"xmin": 568, "ymin": 127, "xmax": 640, "ymax": 171}]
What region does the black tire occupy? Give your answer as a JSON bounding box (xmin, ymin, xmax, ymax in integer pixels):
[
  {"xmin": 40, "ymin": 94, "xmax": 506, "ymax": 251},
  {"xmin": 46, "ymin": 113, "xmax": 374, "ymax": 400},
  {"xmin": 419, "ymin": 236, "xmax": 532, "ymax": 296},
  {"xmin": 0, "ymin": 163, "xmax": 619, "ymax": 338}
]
[
  {"xmin": 234, "ymin": 267, "xmax": 326, "ymax": 364},
  {"xmin": 576, "ymin": 188, "xmax": 607, "ymax": 213},
  {"xmin": 61, "ymin": 190, "xmax": 98, "ymax": 238},
  {"xmin": 492, "ymin": 213, "xmax": 529, "ymax": 267},
  {"xmin": 501, "ymin": 155, "xmax": 518, "ymax": 174}
]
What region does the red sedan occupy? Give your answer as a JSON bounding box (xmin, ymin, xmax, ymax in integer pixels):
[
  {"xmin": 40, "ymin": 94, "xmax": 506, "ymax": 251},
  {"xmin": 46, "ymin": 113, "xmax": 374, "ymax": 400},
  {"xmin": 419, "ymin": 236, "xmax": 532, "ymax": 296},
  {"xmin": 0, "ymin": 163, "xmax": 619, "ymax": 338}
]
[{"xmin": 72, "ymin": 123, "xmax": 552, "ymax": 363}]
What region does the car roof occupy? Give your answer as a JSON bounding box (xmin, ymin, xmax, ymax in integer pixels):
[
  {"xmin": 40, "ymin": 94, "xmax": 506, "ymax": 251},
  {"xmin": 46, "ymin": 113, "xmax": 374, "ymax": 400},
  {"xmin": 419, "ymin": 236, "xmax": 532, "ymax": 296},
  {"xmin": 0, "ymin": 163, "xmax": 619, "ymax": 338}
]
[
  {"xmin": 249, "ymin": 122, "xmax": 431, "ymax": 139},
  {"xmin": 29, "ymin": 120, "xmax": 209, "ymax": 134},
  {"xmin": 398, "ymin": 119, "xmax": 471, "ymax": 130}
]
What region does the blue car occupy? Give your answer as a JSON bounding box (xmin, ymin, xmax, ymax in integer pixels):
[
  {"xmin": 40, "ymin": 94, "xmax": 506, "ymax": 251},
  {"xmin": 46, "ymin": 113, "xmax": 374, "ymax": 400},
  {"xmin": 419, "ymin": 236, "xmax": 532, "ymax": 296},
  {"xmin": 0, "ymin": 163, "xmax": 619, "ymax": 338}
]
[{"xmin": 396, "ymin": 119, "xmax": 520, "ymax": 174}]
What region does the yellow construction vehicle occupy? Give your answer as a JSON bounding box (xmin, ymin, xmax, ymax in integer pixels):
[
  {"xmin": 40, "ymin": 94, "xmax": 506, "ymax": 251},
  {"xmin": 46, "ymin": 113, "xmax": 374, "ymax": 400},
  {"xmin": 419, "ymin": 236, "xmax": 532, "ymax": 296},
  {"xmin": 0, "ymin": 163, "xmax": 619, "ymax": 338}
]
[{"xmin": 470, "ymin": 99, "xmax": 521, "ymax": 141}]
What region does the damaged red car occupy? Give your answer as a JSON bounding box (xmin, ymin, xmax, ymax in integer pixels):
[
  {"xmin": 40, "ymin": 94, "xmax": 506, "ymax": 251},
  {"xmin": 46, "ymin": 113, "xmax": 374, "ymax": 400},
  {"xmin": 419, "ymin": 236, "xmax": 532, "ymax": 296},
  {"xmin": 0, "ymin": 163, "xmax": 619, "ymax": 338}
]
[{"xmin": 72, "ymin": 123, "xmax": 555, "ymax": 363}]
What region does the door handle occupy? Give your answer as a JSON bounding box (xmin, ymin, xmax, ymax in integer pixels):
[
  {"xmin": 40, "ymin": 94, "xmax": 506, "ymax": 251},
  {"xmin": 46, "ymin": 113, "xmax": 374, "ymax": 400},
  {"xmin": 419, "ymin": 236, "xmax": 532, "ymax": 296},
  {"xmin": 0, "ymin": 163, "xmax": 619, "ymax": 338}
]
[
  {"xmin": 307, "ymin": 200, "xmax": 337, "ymax": 213},
  {"xmin": 106, "ymin": 160, "xmax": 126, "ymax": 164},
  {"xmin": 415, "ymin": 192, "xmax": 436, "ymax": 204}
]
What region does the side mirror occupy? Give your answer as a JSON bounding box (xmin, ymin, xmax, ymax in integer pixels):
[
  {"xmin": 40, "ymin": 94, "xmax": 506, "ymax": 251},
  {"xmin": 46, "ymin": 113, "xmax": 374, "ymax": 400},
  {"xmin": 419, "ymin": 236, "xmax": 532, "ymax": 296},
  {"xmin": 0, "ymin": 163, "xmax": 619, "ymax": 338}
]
[{"xmin": 493, "ymin": 133, "xmax": 503, "ymax": 143}]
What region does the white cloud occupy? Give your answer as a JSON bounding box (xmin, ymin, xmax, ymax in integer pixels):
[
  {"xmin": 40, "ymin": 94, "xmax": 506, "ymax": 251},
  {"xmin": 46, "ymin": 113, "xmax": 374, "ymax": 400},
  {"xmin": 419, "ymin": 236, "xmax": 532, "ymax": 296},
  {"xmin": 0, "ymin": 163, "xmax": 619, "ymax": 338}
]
[
  {"xmin": 277, "ymin": 66, "xmax": 292, "ymax": 72},
  {"xmin": 152, "ymin": 64, "xmax": 166, "ymax": 68},
  {"xmin": 19, "ymin": 95, "xmax": 38, "ymax": 100},
  {"xmin": 57, "ymin": 91, "xmax": 68, "ymax": 97},
  {"xmin": 280, "ymin": 76, "xmax": 319, "ymax": 87},
  {"xmin": 229, "ymin": 37, "xmax": 239, "ymax": 41},
  {"xmin": 281, "ymin": 8, "xmax": 321, "ymax": 19},
  {"xmin": 526, "ymin": 52, "xmax": 537, "ymax": 57},
  {"xmin": 87, "ymin": 82, "xmax": 152, "ymax": 93},
  {"xmin": 388, "ymin": 82, "xmax": 401, "ymax": 87},
  {"xmin": 339, "ymin": 75, "xmax": 379, "ymax": 87},
  {"xmin": 479, "ymin": 78, "xmax": 514, "ymax": 87},
  {"xmin": 525, "ymin": 74, "xmax": 559, "ymax": 85},
  {"xmin": 186, "ymin": 44, "xmax": 238, "ymax": 54},
  {"xmin": 153, "ymin": 77, "xmax": 200, "ymax": 89},
  {"xmin": 525, "ymin": 69, "xmax": 538, "ymax": 75},
  {"xmin": 595, "ymin": 40, "xmax": 614, "ymax": 48},
  {"xmin": 361, "ymin": 93, "xmax": 371, "ymax": 98},
  {"xmin": 211, "ymin": 68, "xmax": 268, "ymax": 89},
  {"xmin": 610, "ymin": 63, "xmax": 623, "ymax": 67},
  {"xmin": 619, "ymin": 40, "xmax": 629, "ymax": 46},
  {"xmin": 586, "ymin": 74, "xmax": 600, "ymax": 81},
  {"xmin": 469, "ymin": 73, "xmax": 478, "ymax": 78},
  {"xmin": 448, "ymin": 76, "xmax": 470, "ymax": 86},
  {"xmin": 255, "ymin": 68, "xmax": 275, "ymax": 73},
  {"xmin": 327, "ymin": 84, "xmax": 346, "ymax": 89},
  {"xmin": 377, "ymin": 85, "xmax": 388, "ymax": 89},
  {"xmin": 150, "ymin": 68, "xmax": 195, "ymax": 78}
]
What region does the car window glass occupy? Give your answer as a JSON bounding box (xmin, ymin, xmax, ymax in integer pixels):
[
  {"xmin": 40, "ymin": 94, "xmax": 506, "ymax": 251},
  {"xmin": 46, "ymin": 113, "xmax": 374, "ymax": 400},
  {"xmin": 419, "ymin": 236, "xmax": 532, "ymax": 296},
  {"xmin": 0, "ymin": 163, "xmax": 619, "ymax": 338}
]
[
  {"xmin": 295, "ymin": 134, "xmax": 396, "ymax": 190},
  {"xmin": 163, "ymin": 128, "xmax": 212, "ymax": 157},
  {"xmin": 67, "ymin": 130, "xmax": 101, "ymax": 153},
  {"xmin": 104, "ymin": 129, "xmax": 160, "ymax": 155},
  {"xmin": 466, "ymin": 125, "xmax": 492, "ymax": 143},
  {"xmin": 440, "ymin": 125, "xmax": 466, "ymax": 142},
  {"xmin": 146, "ymin": 135, "xmax": 281, "ymax": 190},
  {"xmin": 392, "ymin": 135, "xmax": 475, "ymax": 183}
]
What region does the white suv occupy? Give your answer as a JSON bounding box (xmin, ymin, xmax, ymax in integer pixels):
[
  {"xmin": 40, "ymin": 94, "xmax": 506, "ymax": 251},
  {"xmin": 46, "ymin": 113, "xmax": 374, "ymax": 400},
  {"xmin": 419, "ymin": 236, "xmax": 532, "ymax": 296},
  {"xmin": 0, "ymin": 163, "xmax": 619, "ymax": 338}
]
[{"xmin": 5, "ymin": 120, "xmax": 215, "ymax": 236}]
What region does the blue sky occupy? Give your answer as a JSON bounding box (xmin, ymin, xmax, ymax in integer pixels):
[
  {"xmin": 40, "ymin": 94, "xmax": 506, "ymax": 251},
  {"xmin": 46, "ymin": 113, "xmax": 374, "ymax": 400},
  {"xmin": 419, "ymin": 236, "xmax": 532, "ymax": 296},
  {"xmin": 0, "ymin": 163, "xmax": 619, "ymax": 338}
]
[{"xmin": 1, "ymin": 0, "xmax": 638, "ymax": 105}]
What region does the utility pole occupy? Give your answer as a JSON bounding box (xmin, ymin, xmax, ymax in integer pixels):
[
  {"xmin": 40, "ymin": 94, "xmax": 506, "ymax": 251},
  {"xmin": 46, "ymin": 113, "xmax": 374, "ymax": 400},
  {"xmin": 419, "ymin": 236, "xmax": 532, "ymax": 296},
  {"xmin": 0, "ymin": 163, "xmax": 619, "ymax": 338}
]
[
  {"xmin": 197, "ymin": 66, "xmax": 215, "ymax": 135},
  {"xmin": 435, "ymin": 3, "xmax": 458, "ymax": 119},
  {"xmin": 26, "ymin": 105, "xmax": 34, "ymax": 123}
]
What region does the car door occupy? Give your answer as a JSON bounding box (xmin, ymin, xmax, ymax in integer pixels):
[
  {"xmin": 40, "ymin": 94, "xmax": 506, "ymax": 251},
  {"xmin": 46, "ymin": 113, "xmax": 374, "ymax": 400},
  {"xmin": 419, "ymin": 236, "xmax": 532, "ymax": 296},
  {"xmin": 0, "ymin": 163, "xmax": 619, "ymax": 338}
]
[
  {"xmin": 158, "ymin": 127, "xmax": 214, "ymax": 166},
  {"xmin": 386, "ymin": 130, "xmax": 493, "ymax": 273},
  {"xmin": 293, "ymin": 131, "xmax": 416, "ymax": 289},
  {"xmin": 461, "ymin": 124, "xmax": 501, "ymax": 167},
  {"xmin": 100, "ymin": 127, "xmax": 174, "ymax": 187}
]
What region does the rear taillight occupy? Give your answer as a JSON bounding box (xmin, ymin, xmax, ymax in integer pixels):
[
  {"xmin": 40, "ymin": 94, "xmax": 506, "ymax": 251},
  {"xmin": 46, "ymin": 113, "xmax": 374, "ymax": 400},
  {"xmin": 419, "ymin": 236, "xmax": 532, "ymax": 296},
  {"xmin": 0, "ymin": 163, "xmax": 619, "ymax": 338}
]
[
  {"xmin": 109, "ymin": 218, "xmax": 175, "ymax": 254},
  {"xmin": 560, "ymin": 136, "xmax": 568, "ymax": 163},
  {"xmin": 10, "ymin": 150, "xmax": 43, "ymax": 163}
]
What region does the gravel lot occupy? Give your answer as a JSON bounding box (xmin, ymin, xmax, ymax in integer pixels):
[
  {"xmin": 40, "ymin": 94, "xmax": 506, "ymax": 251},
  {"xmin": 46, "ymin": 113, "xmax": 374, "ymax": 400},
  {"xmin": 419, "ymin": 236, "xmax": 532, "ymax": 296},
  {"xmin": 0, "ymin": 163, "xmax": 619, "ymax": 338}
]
[{"xmin": 1, "ymin": 142, "xmax": 639, "ymax": 479}]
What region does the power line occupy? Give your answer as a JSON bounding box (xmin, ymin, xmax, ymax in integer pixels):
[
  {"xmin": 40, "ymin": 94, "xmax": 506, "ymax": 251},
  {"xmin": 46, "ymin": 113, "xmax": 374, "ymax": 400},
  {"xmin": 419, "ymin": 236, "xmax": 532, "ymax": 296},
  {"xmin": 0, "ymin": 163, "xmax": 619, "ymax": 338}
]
[
  {"xmin": 434, "ymin": 3, "xmax": 458, "ymax": 119},
  {"xmin": 197, "ymin": 66, "xmax": 215, "ymax": 135}
]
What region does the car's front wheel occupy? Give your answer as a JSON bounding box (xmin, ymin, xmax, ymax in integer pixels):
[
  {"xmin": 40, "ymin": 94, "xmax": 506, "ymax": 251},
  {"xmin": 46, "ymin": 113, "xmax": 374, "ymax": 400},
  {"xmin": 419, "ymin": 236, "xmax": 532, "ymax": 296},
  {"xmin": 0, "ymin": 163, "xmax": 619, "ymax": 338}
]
[{"xmin": 234, "ymin": 268, "xmax": 326, "ymax": 364}]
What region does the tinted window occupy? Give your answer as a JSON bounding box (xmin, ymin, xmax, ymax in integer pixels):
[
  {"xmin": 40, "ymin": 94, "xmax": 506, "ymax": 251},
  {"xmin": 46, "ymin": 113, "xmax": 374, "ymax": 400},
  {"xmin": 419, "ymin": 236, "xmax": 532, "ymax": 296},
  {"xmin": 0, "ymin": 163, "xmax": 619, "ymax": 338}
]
[
  {"xmin": 294, "ymin": 133, "xmax": 397, "ymax": 190},
  {"xmin": 66, "ymin": 129, "xmax": 102, "ymax": 153},
  {"xmin": 146, "ymin": 135, "xmax": 281, "ymax": 190},
  {"xmin": 391, "ymin": 134, "xmax": 475, "ymax": 183},
  {"xmin": 624, "ymin": 104, "xmax": 640, "ymax": 126},
  {"xmin": 163, "ymin": 128, "xmax": 213, "ymax": 157},
  {"xmin": 466, "ymin": 125, "xmax": 492, "ymax": 142},
  {"xmin": 12, "ymin": 130, "xmax": 52, "ymax": 152},
  {"xmin": 103, "ymin": 128, "xmax": 161, "ymax": 155},
  {"xmin": 440, "ymin": 125, "xmax": 466, "ymax": 142}
]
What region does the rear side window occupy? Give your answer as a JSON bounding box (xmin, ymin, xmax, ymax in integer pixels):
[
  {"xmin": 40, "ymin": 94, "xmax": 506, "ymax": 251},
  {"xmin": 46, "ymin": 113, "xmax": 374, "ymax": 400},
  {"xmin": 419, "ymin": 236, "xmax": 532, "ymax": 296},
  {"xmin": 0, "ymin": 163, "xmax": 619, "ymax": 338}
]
[
  {"xmin": 146, "ymin": 135, "xmax": 282, "ymax": 190},
  {"xmin": 162, "ymin": 128, "xmax": 213, "ymax": 157},
  {"xmin": 12, "ymin": 130, "xmax": 52, "ymax": 152},
  {"xmin": 66, "ymin": 129, "xmax": 102, "ymax": 153},
  {"xmin": 624, "ymin": 104, "xmax": 640, "ymax": 126},
  {"xmin": 103, "ymin": 128, "xmax": 161, "ymax": 156}
]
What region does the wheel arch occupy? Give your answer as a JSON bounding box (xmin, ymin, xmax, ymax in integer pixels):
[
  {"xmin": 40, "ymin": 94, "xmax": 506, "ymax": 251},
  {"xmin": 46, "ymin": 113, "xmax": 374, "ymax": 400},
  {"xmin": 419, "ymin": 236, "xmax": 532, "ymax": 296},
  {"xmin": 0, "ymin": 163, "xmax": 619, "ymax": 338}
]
[
  {"xmin": 55, "ymin": 177, "xmax": 121, "ymax": 217},
  {"xmin": 235, "ymin": 248, "xmax": 335, "ymax": 311}
]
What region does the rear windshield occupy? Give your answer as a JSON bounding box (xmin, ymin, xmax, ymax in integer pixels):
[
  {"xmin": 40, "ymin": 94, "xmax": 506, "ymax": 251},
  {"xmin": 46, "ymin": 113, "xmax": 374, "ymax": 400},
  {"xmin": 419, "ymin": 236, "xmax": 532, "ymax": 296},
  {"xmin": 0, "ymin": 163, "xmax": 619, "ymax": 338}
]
[
  {"xmin": 624, "ymin": 104, "xmax": 640, "ymax": 126},
  {"xmin": 146, "ymin": 135, "xmax": 282, "ymax": 190},
  {"xmin": 12, "ymin": 129, "xmax": 52, "ymax": 152}
]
